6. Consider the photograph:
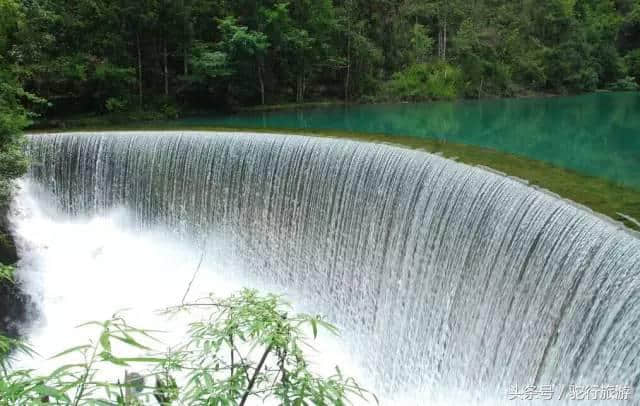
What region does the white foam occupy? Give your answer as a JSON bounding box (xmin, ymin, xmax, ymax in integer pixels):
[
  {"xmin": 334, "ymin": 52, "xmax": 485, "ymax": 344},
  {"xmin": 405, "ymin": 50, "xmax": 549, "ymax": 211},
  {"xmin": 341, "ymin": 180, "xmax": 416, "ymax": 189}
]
[{"xmin": 9, "ymin": 179, "xmax": 378, "ymax": 404}]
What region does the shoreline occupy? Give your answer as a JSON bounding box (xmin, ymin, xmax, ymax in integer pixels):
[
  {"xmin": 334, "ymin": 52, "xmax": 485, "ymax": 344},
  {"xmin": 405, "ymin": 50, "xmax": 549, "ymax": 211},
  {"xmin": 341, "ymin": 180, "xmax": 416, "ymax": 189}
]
[
  {"xmin": 32, "ymin": 89, "xmax": 613, "ymax": 129},
  {"xmin": 222, "ymin": 88, "xmax": 574, "ymax": 113}
]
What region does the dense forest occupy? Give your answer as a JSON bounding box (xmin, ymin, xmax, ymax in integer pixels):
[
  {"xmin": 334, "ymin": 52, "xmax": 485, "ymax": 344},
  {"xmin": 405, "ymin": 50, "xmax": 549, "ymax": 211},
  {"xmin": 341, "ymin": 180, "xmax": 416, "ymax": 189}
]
[{"xmin": 1, "ymin": 0, "xmax": 640, "ymax": 121}]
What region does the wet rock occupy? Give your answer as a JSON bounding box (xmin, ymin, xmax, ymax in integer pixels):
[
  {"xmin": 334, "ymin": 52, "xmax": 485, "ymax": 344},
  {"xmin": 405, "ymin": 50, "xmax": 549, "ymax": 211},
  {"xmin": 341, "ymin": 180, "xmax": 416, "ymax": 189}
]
[{"xmin": 0, "ymin": 204, "xmax": 34, "ymax": 339}]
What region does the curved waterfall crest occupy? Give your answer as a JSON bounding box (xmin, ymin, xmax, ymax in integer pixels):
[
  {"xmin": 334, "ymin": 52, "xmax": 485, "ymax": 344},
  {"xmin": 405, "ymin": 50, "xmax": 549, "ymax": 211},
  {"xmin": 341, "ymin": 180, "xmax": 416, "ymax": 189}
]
[{"xmin": 26, "ymin": 131, "xmax": 640, "ymax": 403}]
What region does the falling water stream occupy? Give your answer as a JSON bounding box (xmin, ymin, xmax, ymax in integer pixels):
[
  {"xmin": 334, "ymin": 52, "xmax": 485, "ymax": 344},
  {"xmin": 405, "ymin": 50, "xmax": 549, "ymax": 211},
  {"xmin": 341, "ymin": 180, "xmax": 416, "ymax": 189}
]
[{"xmin": 12, "ymin": 131, "xmax": 640, "ymax": 405}]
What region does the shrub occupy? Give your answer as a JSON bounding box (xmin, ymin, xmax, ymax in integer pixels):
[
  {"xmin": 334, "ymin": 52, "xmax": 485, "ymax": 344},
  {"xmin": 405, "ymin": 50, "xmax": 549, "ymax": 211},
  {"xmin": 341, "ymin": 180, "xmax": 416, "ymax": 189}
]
[
  {"xmin": 160, "ymin": 103, "xmax": 181, "ymax": 120},
  {"xmin": 105, "ymin": 97, "xmax": 128, "ymax": 114},
  {"xmin": 385, "ymin": 62, "xmax": 463, "ymax": 101}
]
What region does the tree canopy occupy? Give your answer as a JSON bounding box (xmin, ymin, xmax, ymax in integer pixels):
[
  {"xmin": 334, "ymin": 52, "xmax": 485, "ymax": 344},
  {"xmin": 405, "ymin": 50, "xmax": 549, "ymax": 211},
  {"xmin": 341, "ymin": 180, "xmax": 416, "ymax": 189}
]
[
  {"xmin": 0, "ymin": 0, "xmax": 45, "ymax": 203},
  {"xmin": 1, "ymin": 0, "xmax": 639, "ymax": 118}
]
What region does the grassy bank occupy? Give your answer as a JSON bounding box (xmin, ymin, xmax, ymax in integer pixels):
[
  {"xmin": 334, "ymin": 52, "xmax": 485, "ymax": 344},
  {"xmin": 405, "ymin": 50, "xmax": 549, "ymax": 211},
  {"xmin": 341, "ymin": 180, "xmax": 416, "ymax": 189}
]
[{"xmin": 29, "ymin": 124, "xmax": 640, "ymax": 233}]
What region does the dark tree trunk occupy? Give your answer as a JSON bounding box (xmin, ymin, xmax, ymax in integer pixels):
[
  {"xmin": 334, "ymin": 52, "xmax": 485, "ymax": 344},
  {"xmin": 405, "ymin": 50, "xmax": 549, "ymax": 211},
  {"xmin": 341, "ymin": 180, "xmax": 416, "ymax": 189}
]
[
  {"xmin": 258, "ymin": 60, "xmax": 265, "ymax": 105},
  {"xmin": 345, "ymin": 14, "xmax": 351, "ymax": 101},
  {"xmin": 296, "ymin": 74, "xmax": 304, "ymax": 103},
  {"xmin": 136, "ymin": 33, "xmax": 143, "ymax": 109},
  {"xmin": 443, "ymin": 16, "xmax": 447, "ymax": 61},
  {"xmin": 163, "ymin": 40, "xmax": 169, "ymax": 98},
  {"xmin": 184, "ymin": 46, "xmax": 189, "ymax": 76}
]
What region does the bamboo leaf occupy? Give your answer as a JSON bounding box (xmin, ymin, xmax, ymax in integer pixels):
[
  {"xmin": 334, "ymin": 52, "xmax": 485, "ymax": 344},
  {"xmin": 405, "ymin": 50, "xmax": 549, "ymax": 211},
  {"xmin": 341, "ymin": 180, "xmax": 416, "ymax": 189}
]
[
  {"xmin": 50, "ymin": 345, "xmax": 92, "ymax": 359},
  {"xmin": 99, "ymin": 331, "xmax": 111, "ymax": 353},
  {"xmin": 48, "ymin": 363, "xmax": 85, "ymax": 378},
  {"xmin": 117, "ymin": 357, "xmax": 165, "ymax": 363}
]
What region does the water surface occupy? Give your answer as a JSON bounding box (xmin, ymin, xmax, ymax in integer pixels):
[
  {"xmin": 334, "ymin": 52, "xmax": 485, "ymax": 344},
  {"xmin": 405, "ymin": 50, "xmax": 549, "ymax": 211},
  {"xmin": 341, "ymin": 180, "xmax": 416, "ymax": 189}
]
[{"xmin": 178, "ymin": 93, "xmax": 640, "ymax": 189}]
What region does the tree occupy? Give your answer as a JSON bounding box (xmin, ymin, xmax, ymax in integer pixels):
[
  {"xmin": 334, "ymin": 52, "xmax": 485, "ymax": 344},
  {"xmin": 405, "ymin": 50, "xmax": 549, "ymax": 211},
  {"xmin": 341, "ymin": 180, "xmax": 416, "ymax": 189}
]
[
  {"xmin": 218, "ymin": 16, "xmax": 269, "ymax": 105},
  {"xmin": 334, "ymin": 0, "xmax": 383, "ymax": 101},
  {"xmin": 2, "ymin": 0, "xmax": 638, "ymax": 114},
  {"xmin": 410, "ymin": 23, "xmax": 434, "ymax": 63},
  {"xmin": 186, "ymin": 42, "xmax": 233, "ymax": 85},
  {"xmin": 283, "ymin": 0, "xmax": 337, "ymax": 103},
  {"xmin": 0, "ymin": 0, "xmax": 45, "ymax": 202}
]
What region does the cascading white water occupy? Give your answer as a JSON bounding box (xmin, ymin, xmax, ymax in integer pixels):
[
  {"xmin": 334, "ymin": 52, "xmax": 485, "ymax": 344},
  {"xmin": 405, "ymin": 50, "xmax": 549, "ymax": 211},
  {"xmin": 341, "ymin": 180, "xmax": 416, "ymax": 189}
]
[
  {"xmin": 10, "ymin": 178, "xmax": 370, "ymax": 404},
  {"xmin": 16, "ymin": 131, "xmax": 640, "ymax": 405}
]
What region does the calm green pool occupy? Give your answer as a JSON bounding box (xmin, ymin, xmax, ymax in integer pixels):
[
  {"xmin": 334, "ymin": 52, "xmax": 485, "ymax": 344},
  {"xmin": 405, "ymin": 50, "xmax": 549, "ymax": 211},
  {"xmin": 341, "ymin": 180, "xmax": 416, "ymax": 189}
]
[{"xmin": 178, "ymin": 92, "xmax": 640, "ymax": 190}]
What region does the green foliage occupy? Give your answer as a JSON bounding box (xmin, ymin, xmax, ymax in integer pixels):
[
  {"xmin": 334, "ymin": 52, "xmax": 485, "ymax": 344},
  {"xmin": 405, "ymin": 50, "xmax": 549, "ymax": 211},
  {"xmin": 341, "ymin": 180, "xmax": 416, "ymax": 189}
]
[
  {"xmin": 0, "ymin": 263, "xmax": 14, "ymax": 283},
  {"xmin": 410, "ymin": 24, "xmax": 434, "ymax": 64},
  {"xmin": 624, "ymin": 49, "xmax": 640, "ymax": 83},
  {"xmin": 188, "ymin": 42, "xmax": 232, "ymax": 83},
  {"xmin": 0, "ymin": 328, "xmax": 36, "ymax": 377},
  {"xmin": 0, "ymin": 71, "xmax": 30, "ymax": 204},
  {"xmin": 159, "ymin": 103, "xmax": 181, "ymax": 120},
  {"xmin": 0, "ymin": 0, "xmax": 23, "ymax": 53},
  {"xmin": 607, "ymin": 76, "xmax": 640, "ymax": 91},
  {"xmin": 0, "ymin": 0, "xmax": 29, "ymax": 186},
  {"xmin": 386, "ymin": 62, "xmax": 463, "ymax": 101},
  {"xmin": 105, "ymin": 97, "xmax": 128, "ymax": 114},
  {"xmin": 94, "ymin": 63, "xmax": 136, "ymax": 109},
  {"xmin": 0, "ymin": 289, "xmax": 376, "ymax": 405},
  {"xmin": 0, "ymin": 0, "xmax": 638, "ymax": 114},
  {"xmin": 218, "ymin": 17, "xmax": 269, "ymax": 58},
  {"xmin": 0, "ymin": 0, "xmax": 47, "ymax": 204}
]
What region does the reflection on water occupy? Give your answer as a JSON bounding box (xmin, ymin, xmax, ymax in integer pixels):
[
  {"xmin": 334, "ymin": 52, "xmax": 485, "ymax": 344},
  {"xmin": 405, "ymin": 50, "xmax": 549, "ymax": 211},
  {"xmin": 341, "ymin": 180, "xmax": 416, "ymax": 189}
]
[{"xmin": 179, "ymin": 92, "xmax": 640, "ymax": 189}]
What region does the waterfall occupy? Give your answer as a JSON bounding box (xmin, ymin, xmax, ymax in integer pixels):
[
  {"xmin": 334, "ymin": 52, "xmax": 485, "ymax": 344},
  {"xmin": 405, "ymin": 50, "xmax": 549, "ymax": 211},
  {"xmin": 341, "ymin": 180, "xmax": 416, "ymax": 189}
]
[{"xmin": 25, "ymin": 131, "xmax": 640, "ymax": 404}]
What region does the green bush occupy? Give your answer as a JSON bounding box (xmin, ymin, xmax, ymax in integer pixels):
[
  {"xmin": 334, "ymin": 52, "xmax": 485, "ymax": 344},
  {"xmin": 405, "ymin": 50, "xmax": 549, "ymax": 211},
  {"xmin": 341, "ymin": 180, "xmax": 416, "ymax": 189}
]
[
  {"xmin": 0, "ymin": 75, "xmax": 39, "ymax": 203},
  {"xmin": 105, "ymin": 97, "xmax": 128, "ymax": 114},
  {"xmin": 160, "ymin": 103, "xmax": 181, "ymax": 120},
  {"xmin": 385, "ymin": 62, "xmax": 463, "ymax": 101}
]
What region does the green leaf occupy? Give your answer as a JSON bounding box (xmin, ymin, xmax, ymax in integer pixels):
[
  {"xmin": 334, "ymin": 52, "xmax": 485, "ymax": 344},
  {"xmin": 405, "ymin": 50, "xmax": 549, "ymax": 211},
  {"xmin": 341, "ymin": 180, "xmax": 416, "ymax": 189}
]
[
  {"xmin": 99, "ymin": 351, "xmax": 128, "ymax": 366},
  {"xmin": 34, "ymin": 384, "xmax": 70, "ymax": 401},
  {"xmin": 48, "ymin": 363, "xmax": 85, "ymax": 378},
  {"xmin": 117, "ymin": 357, "xmax": 165, "ymax": 363},
  {"xmin": 111, "ymin": 333, "xmax": 151, "ymax": 350},
  {"xmin": 99, "ymin": 331, "xmax": 111, "ymax": 353},
  {"xmin": 50, "ymin": 345, "xmax": 92, "ymax": 359},
  {"xmin": 75, "ymin": 321, "xmax": 104, "ymax": 328}
]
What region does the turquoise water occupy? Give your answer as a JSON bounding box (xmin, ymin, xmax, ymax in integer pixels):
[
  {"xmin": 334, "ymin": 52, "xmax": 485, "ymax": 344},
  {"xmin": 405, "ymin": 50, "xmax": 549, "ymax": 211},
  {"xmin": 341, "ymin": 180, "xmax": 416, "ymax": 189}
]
[{"xmin": 178, "ymin": 92, "xmax": 640, "ymax": 189}]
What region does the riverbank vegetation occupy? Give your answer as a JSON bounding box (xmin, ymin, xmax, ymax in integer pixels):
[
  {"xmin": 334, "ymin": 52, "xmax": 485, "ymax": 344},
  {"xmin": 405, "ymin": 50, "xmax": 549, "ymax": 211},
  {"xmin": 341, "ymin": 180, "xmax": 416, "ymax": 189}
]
[
  {"xmin": 1, "ymin": 0, "xmax": 639, "ymax": 123},
  {"xmin": 0, "ymin": 0, "xmax": 36, "ymax": 204},
  {"xmin": 0, "ymin": 289, "xmax": 374, "ymax": 405}
]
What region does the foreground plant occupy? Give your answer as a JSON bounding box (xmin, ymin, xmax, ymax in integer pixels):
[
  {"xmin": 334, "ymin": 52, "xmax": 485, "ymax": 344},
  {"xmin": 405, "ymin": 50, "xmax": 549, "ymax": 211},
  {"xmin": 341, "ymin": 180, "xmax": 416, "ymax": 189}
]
[
  {"xmin": 0, "ymin": 289, "xmax": 376, "ymax": 405},
  {"xmin": 0, "ymin": 263, "xmax": 14, "ymax": 284}
]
